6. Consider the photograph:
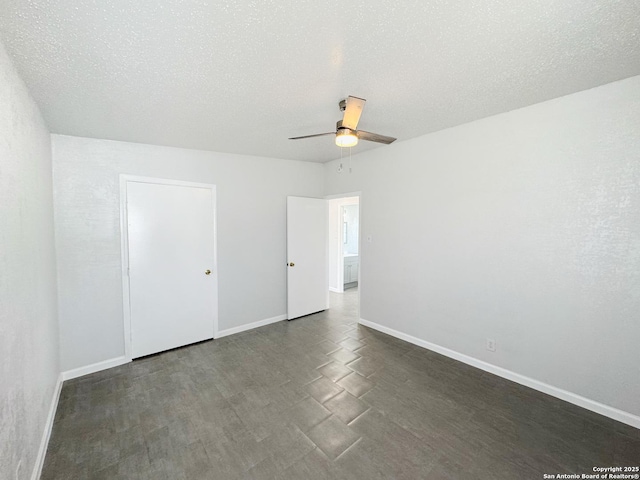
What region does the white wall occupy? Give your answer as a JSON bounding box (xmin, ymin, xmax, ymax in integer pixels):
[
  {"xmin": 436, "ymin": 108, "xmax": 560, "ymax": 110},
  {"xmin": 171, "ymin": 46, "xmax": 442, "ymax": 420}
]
[
  {"xmin": 0, "ymin": 42, "xmax": 59, "ymax": 479},
  {"xmin": 52, "ymin": 135, "xmax": 323, "ymax": 372},
  {"xmin": 324, "ymin": 76, "xmax": 640, "ymax": 420}
]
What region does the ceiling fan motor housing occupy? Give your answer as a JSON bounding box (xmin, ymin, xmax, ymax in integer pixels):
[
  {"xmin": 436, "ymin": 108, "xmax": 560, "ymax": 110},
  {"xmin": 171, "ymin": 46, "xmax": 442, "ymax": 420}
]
[{"xmin": 336, "ymin": 120, "xmax": 352, "ymax": 132}]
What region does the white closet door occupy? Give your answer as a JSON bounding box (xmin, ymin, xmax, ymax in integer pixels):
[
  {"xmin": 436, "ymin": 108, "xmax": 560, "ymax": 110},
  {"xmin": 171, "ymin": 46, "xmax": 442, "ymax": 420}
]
[{"xmin": 126, "ymin": 180, "xmax": 216, "ymax": 358}]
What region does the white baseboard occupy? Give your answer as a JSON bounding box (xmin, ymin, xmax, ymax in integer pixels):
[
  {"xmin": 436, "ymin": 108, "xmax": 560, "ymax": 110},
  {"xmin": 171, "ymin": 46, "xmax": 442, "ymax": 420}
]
[
  {"xmin": 61, "ymin": 355, "xmax": 130, "ymax": 381},
  {"xmin": 31, "ymin": 373, "xmax": 63, "ymax": 480},
  {"xmin": 329, "ymin": 287, "xmax": 343, "ymax": 293},
  {"xmin": 216, "ymin": 314, "xmax": 286, "ymax": 339},
  {"xmin": 359, "ymin": 318, "xmax": 640, "ymax": 430}
]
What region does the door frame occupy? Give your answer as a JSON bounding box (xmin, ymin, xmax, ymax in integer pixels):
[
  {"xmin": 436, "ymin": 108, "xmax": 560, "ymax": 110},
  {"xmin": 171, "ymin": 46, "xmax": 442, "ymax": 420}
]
[
  {"xmin": 119, "ymin": 174, "xmax": 219, "ymax": 361},
  {"xmin": 325, "ymin": 191, "xmax": 361, "ymax": 312}
]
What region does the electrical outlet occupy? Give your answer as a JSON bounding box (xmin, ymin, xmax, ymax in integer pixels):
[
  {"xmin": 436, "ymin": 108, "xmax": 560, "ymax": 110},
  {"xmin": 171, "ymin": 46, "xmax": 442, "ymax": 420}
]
[{"xmin": 486, "ymin": 338, "xmax": 496, "ymax": 352}]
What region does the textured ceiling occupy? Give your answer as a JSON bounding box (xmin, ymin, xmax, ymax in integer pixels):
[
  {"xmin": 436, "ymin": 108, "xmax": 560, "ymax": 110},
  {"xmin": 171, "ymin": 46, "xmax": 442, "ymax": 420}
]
[{"xmin": 1, "ymin": 1, "xmax": 639, "ymax": 163}]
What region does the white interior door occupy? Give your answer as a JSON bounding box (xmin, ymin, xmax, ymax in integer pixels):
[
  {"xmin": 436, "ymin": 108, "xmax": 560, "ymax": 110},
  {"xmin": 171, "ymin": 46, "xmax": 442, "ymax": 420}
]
[
  {"xmin": 126, "ymin": 179, "xmax": 217, "ymax": 358},
  {"xmin": 287, "ymin": 196, "xmax": 328, "ymax": 320}
]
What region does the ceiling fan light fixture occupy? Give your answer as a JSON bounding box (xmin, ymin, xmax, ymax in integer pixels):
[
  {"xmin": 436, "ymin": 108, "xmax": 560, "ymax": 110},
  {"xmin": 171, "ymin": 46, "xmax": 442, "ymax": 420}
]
[{"xmin": 335, "ymin": 127, "xmax": 358, "ymax": 147}]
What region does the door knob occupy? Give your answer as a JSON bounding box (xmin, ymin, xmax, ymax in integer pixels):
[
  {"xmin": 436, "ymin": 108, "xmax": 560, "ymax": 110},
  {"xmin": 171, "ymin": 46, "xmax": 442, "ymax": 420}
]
[
  {"xmin": 205, "ymin": 269, "xmax": 211, "ymax": 275},
  {"xmin": 288, "ymin": 262, "xmax": 295, "ymax": 267}
]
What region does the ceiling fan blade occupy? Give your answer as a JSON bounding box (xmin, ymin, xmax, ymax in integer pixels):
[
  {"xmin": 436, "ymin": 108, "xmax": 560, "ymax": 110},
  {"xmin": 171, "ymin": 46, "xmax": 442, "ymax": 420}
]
[
  {"xmin": 357, "ymin": 130, "xmax": 396, "ymax": 144},
  {"xmin": 289, "ymin": 132, "xmax": 334, "ymax": 140},
  {"xmin": 341, "ymin": 96, "xmax": 366, "ymax": 130}
]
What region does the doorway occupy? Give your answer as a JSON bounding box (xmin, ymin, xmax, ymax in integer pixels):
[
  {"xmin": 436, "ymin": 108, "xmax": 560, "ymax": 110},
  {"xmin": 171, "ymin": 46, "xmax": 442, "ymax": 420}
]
[
  {"xmin": 327, "ymin": 195, "xmax": 360, "ymax": 314},
  {"xmin": 120, "ymin": 175, "xmax": 218, "ymax": 359}
]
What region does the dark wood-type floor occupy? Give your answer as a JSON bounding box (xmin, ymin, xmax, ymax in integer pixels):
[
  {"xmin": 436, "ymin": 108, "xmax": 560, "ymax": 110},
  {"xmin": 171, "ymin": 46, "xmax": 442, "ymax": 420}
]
[{"xmin": 43, "ymin": 289, "xmax": 640, "ymax": 479}]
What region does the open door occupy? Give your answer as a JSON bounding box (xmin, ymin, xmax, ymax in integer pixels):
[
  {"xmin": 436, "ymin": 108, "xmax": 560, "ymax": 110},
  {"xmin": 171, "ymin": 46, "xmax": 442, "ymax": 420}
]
[{"xmin": 287, "ymin": 196, "xmax": 328, "ymax": 320}]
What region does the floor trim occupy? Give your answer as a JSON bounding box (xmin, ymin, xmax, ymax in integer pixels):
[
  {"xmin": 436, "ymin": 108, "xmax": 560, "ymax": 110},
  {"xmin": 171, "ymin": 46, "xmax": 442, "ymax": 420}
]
[
  {"xmin": 61, "ymin": 355, "xmax": 130, "ymax": 381},
  {"xmin": 31, "ymin": 373, "xmax": 63, "ymax": 480},
  {"xmin": 359, "ymin": 318, "xmax": 640, "ymax": 430},
  {"xmin": 216, "ymin": 314, "xmax": 286, "ymax": 339}
]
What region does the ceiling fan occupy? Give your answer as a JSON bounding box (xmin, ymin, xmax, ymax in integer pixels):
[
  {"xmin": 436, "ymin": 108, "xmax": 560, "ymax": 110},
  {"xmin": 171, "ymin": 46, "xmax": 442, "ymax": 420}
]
[{"xmin": 289, "ymin": 96, "xmax": 396, "ymax": 148}]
